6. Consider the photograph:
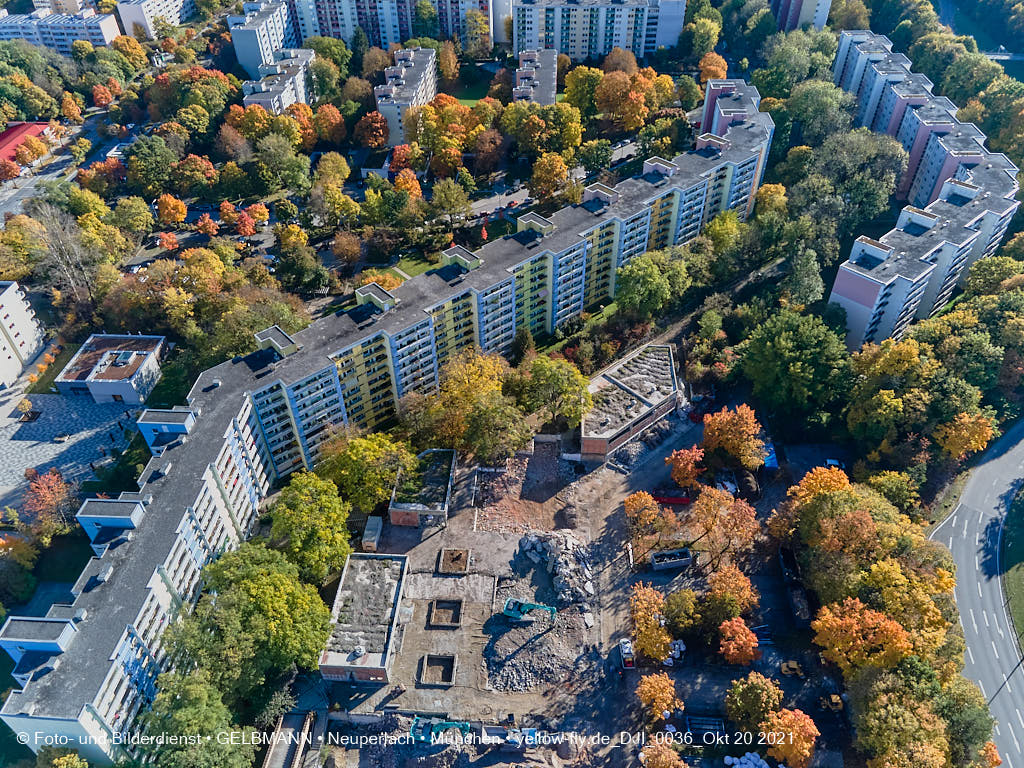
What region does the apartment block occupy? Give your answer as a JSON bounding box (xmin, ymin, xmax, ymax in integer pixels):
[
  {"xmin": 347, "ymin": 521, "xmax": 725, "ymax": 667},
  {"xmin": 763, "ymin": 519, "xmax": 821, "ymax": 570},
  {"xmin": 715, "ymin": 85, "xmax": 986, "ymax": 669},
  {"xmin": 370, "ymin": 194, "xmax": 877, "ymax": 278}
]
[
  {"xmin": 0, "ymin": 8, "xmax": 118, "ymax": 54},
  {"xmin": 769, "ymin": 0, "xmax": 830, "ymax": 31},
  {"xmin": 31, "ymin": 0, "xmax": 93, "ymax": 15},
  {"xmin": 435, "ymin": 0, "xmax": 491, "ymax": 44},
  {"xmin": 228, "ymin": 1, "xmax": 297, "ymax": 79},
  {"xmin": 242, "ymin": 47, "xmax": 314, "ymax": 113},
  {"xmin": 55, "ymin": 334, "xmax": 165, "ymax": 404},
  {"xmin": 116, "ymin": 0, "xmax": 194, "ymax": 38},
  {"xmin": 511, "ymin": 0, "xmax": 686, "ymax": 61},
  {"xmin": 0, "ymin": 81, "xmax": 770, "ymax": 763},
  {"xmin": 828, "ymin": 30, "xmax": 1020, "ymax": 348},
  {"xmin": 513, "ymin": 48, "xmax": 558, "ymax": 104},
  {"xmin": 0, "ymin": 281, "xmax": 44, "ymax": 389},
  {"xmin": 374, "ymin": 47, "xmax": 438, "ymax": 146}
]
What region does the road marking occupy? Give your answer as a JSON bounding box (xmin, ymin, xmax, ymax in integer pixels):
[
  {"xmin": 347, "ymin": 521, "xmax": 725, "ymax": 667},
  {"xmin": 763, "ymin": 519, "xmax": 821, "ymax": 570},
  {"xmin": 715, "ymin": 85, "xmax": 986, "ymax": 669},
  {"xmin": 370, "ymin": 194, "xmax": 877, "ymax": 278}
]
[
  {"xmin": 948, "ymin": 535, "xmax": 954, "ymax": 549},
  {"xmin": 971, "ymin": 609, "xmax": 978, "ymax": 632},
  {"xmin": 980, "ymin": 509, "xmax": 985, "ymax": 525},
  {"xmin": 964, "ymin": 518, "xmax": 969, "ymax": 537},
  {"xmin": 977, "ymin": 555, "xmax": 980, "ymax": 570},
  {"xmin": 1016, "ymin": 710, "xmax": 1023, "ymax": 729},
  {"xmin": 967, "ymin": 646, "xmax": 975, "ymax": 664},
  {"xmin": 980, "ymin": 680, "xmax": 988, "ymax": 697},
  {"xmin": 993, "ymin": 640, "xmax": 1000, "ymax": 660},
  {"xmin": 995, "ymin": 723, "xmax": 1000, "ymax": 735},
  {"xmin": 985, "ymin": 612, "xmax": 990, "ymax": 627},
  {"xmin": 1012, "ymin": 723, "xmax": 1021, "ymax": 754},
  {"xmin": 980, "ymin": 581, "xmax": 984, "ymax": 598},
  {"xmin": 1006, "ymin": 673, "xmax": 1013, "ymax": 693}
]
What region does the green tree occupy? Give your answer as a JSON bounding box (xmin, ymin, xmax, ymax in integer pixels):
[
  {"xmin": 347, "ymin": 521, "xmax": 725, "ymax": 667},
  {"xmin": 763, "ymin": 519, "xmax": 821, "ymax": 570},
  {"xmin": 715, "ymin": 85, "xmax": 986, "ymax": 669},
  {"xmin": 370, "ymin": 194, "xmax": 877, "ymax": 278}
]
[
  {"xmin": 785, "ymin": 79, "xmax": 854, "ymax": 146},
  {"xmin": 69, "ymin": 137, "xmax": 91, "ymax": 165},
  {"xmin": 564, "ymin": 66, "xmax": 604, "ymax": 119},
  {"xmin": 269, "ymin": 472, "xmax": 352, "ymax": 583},
  {"xmin": 741, "ymin": 309, "xmax": 849, "ymax": 428},
  {"xmin": 125, "ymin": 135, "xmax": 177, "ymax": 197},
  {"xmin": 256, "ymin": 133, "xmax": 311, "ymax": 192},
  {"xmin": 463, "ymin": 391, "xmax": 533, "ymax": 464},
  {"xmin": 676, "ymin": 75, "xmax": 703, "ymax": 110},
  {"xmin": 412, "ymin": 0, "xmax": 439, "ymax": 37},
  {"xmin": 316, "ymin": 432, "xmax": 416, "ymax": 514},
  {"xmin": 578, "ymin": 139, "xmax": 613, "ymax": 173},
  {"xmin": 784, "ymin": 248, "xmax": 825, "ymax": 305},
  {"xmin": 139, "ymin": 670, "xmax": 255, "ymax": 768},
  {"xmin": 430, "ymin": 177, "xmax": 471, "ymax": 228},
  {"xmin": 303, "ymin": 35, "xmax": 352, "ymax": 78},
  {"xmin": 523, "ymin": 356, "xmax": 593, "ymax": 427},
  {"xmin": 964, "ymin": 256, "xmax": 1024, "ymax": 295},
  {"xmin": 510, "ymin": 326, "xmax": 535, "ymax": 366},
  {"xmin": 111, "ymin": 195, "xmax": 155, "ymax": 236},
  {"xmin": 726, "ymin": 672, "xmax": 784, "ymax": 731},
  {"xmin": 616, "ymin": 255, "xmax": 671, "ymax": 319}
]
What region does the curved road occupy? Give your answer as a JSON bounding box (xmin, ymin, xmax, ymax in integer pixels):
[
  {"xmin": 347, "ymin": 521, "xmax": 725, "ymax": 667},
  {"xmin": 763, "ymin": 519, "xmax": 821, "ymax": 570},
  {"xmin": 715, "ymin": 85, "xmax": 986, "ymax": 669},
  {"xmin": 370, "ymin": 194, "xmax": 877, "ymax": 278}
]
[{"xmin": 932, "ymin": 419, "xmax": 1024, "ymax": 766}]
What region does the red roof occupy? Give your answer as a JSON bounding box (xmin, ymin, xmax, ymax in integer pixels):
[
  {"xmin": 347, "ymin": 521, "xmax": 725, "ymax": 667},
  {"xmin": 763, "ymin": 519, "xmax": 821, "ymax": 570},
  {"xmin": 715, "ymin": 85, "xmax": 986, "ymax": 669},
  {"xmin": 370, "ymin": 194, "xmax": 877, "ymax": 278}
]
[{"xmin": 0, "ymin": 122, "xmax": 48, "ymax": 164}]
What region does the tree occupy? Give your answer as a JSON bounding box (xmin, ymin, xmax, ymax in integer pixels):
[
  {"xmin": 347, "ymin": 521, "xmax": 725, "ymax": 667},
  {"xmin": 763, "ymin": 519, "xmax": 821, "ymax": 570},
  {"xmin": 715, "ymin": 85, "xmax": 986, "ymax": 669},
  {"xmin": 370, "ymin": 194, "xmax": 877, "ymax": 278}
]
[
  {"xmin": 636, "ymin": 672, "xmax": 681, "ymax": 718},
  {"xmin": 616, "ymin": 255, "xmax": 671, "ymax": 318},
  {"xmin": 69, "ymin": 138, "xmax": 91, "ymax": 165},
  {"xmin": 36, "ymin": 748, "xmax": 89, "ymax": 768},
  {"xmin": 624, "ymin": 491, "xmax": 661, "ymax": 530},
  {"xmin": 60, "ymin": 92, "xmax": 83, "ymax": 124},
  {"xmin": 158, "ymin": 232, "xmax": 179, "ymax": 251},
  {"xmin": 630, "ymin": 583, "xmax": 671, "ymax": 661},
  {"xmin": 510, "ymin": 326, "xmax": 535, "ymax": 366},
  {"xmin": 156, "ymin": 193, "xmax": 186, "ymax": 226},
  {"xmin": 726, "ymin": 672, "xmax": 783, "ymax": 730},
  {"xmin": 139, "ymin": 670, "xmax": 255, "ymax": 768},
  {"xmin": 91, "ymin": 84, "xmax": 113, "ymax": 108},
  {"xmin": 354, "ymin": 111, "xmax": 389, "ymax": 148},
  {"xmin": 666, "ymin": 445, "xmax": 704, "ymax": 489},
  {"xmin": 934, "ymin": 412, "xmax": 995, "ymax": 459},
  {"xmin": 196, "ymin": 213, "xmax": 218, "ymax": 236},
  {"xmin": 786, "ymin": 80, "xmax": 854, "ymax": 146},
  {"xmin": 269, "ymin": 472, "xmax": 351, "ymax": 583},
  {"xmin": 702, "ymin": 405, "xmax": 765, "ymax": 469},
  {"xmin": 465, "ymin": 8, "xmax": 492, "ymax": 58},
  {"xmin": 641, "ymin": 743, "xmax": 684, "ymax": 768},
  {"xmin": 332, "ymin": 231, "xmax": 361, "ymax": 265},
  {"xmin": 111, "ymin": 196, "xmax": 154, "ymax": 235},
  {"xmin": 462, "ymin": 391, "xmax": 533, "ymax": 464},
  {"xmin": 688, "ymin": 17, "xmax": 721, "ymax": 60},
  {"xmin": 602, "ymin": 46, "xmax": 638, "ymax": 74},
  {"xmin": 522, "ymin": 355, "xmax": 592, "ymax": 427},
  {"xmin": 438, "ymin": 40, "xmax": 460, "ymax": 81},
  {"xmin": 394, "ymin": 168, "xmax": 422, "ymax": 198},
  {"xmin": 578, "ymin": 139, "xmax": 613, "ymax": 173},
  {"xmin": 699, "ymin": 52, "xmax": 727, "ymax": 84},
  {"xmin": 22, "ymin": 468, "xmax": 75, "ymax": 545},
  {"xmin": 362, "ymin": 47, "xmax": 391, "ymax": 79},
  {"xmin": 412, "ymin": 0, "xmax": 439, "ymax": 37},
  {"xmin": 316, "ymin": 432, "xmax": 416, "ymax": 514},
  {"xmin": 812, "ymin": 597, "xmax": 913, "ymax": 677},
  {"xmin": 431, "ymin": 177, "xmax": 471, "ymax": 227},
  {"xmin": 529, "ymin": 152, "xmax": 568, "ymax": 201},
  {"xmin": 564, "ymin": 66, "xmax": 604, "ymax": 119},
  {"xmin": 965, "ymin": 255, "xmax": 1024, "ymax": 295},
  {"xmin": 0, "ymin": 159, "xmax": 20, "ymax": 182},
  {"xmin": 708, "ymin": 564, "xmax": 758, "ymax": 613},
  {"xmin": 688, "ymin": 486, "xmax": 758, "ymax": 566},
  {"xmin": 760, "ymin": 709, "xmax": 819, "ymax": 768},
  {"xmin": 677, "ymin": 75, "xmax": 703, "ymax": 111},
  {"xmin": 719, "ymin": 617, "xmax": 759, "ymax": 664}
]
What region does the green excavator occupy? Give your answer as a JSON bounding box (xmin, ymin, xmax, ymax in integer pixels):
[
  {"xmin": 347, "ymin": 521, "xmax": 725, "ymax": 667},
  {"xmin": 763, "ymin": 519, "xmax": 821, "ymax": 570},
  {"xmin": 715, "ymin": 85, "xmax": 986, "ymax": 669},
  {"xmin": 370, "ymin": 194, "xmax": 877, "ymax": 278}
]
[
  {"xmin": 502, "ymin": 598, "xmax": 557, "ymax": 622},
  {"xmin": 410, "ymin": 717, "xmax": 473, "ymax": 743}
]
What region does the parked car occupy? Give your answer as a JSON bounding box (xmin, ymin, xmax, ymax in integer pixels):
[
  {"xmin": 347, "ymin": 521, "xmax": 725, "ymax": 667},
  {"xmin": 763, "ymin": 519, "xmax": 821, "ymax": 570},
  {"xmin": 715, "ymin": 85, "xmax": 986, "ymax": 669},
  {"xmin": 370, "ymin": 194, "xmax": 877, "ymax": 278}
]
[
  {"xmin": 619, "ymin": 638, "xmax": 635, "ymax": 669},
  {"xmin": 651, "ymin": 487, "xmax": 692, "ymax": 505},
  {"xmin": 824, "ymin": 458, "xmax": 846, "ymax": 470}
]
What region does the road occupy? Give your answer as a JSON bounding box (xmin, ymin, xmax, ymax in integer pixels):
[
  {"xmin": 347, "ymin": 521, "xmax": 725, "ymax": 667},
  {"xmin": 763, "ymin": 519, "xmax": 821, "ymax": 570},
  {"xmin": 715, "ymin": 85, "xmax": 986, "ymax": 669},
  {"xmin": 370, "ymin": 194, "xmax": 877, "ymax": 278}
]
[
  {"xmin": 935, "ymin": 0, "xmax": 1022, "ymax": 60},
  {"xmin": 932, "ymin": 418, "xmax": 1024, "ymax": 767}
]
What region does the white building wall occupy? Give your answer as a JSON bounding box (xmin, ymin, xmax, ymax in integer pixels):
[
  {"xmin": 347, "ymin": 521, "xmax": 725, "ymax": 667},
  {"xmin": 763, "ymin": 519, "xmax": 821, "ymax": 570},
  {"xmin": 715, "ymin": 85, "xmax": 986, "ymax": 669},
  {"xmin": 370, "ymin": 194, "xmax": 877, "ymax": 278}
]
[{"xmin": 0, "ymin": 281, "xmax": 43, "ymax": 389}]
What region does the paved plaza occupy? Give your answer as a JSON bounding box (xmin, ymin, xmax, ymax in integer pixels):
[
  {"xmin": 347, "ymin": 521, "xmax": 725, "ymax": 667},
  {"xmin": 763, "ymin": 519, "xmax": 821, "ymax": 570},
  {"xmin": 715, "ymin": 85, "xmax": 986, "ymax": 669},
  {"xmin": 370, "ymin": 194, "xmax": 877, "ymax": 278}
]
[{"xmin": 0, "ymin": 386, "xmax": 134, "ymax": 507}]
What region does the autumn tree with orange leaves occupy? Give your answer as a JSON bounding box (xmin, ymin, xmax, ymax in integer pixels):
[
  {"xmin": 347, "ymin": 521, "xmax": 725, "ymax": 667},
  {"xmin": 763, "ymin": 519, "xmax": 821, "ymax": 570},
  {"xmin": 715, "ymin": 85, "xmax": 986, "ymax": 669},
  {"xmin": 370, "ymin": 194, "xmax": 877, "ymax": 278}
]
[
  {"xmin": 156, "ymin": 193, "xmax": 186, "ymax": 226},
  {"xmin": 630, "ymin": 583, "xmax": 671, "ymax": 661},
  {"xmin": 641, "ymin": 743, "xmax": 684, "ymax": 768},
  {"xmin": 699, "ymin": 52, "xmax": 727, "ymax": 83},
  {"xmin": 760, "ymin": 709, "xmax": 819, "ymax": 768},
  {"xmin": 666, "ymin": 445, "xmax": 704, "ymax": 489},
  {"xmin": 812, "ymin": 597, "xmax": 912, "ymax": 677},
  {"xmin": 624, "ymin": 491, "xmax": 659, "ymax": 529},
  {"xmin": 196, "ymin": 213, "xmax": 218, "ymax": 236},
  {"xmin": 21, "ymin": 468, "xmax": 76, "ymax": 546},
  {"xmin": 688, "ymin": 486, "xmax": 758, "ymax": 566},
  {"xmin": 702, "ymin": 404, "xmax": 766, "ymax": 469},
  {"xmin": 636, "ymin": 672, "xmax": 681, "ymax": 719},
  {"xmin": 708, "ymin": 564, "xmax": 758, "ymax": 613},
  {"xmin": 718, "ymin": 618, "xmax": 759, "ymax": 665},
  {"xmin": 934, "ymin": 412, "xmax": 995, "ymax": 459}
]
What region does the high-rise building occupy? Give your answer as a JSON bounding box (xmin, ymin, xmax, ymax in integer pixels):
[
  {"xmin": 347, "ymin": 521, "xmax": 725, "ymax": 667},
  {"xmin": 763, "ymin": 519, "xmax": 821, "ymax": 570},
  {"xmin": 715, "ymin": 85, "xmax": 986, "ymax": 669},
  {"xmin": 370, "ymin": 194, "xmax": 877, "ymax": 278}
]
[
  {"xmin": 228, "ymin": 1, "xmax": 297, "ymax": 79},
  {"xmin": 827, "ymin": 31, "xmax": 1020, "ymax": 348},
  {"xmin": 241, "ymin": 47, "xmax": 315, "ymax": 113},
  {"xmin": 0, "ymin": 81, "xmax": 771, "ymax": 764},
  {"xmin": 434, "ymin": 0, "xmax": 490, "ymax": 43},
  {"xmin": 116, "ymin": 0, "xmax": 195, "ymax": 38},
  {"xmin": 513, "ymin": 48, "xmax": 558, "ymax": 104},
  {"xmin": 31, "ymin": 0, "xmax": 92, "ymax": 16},
  {"xmin": 374, "ymin": 47, "xmax": 438, "ymax": 146},
  {"xmin": 511, "ymin": 0, "xmax": 686, "ymax": 61},
  {"xmin": 0, "ymin": 8, "xmax": 118, "ymax": 54},
  {"xmin": 0, "ymin": 281, "xmax": 43, "ymax": 389},
  {"xmin": 769, "ymin": 0, "xmax": 830, "ymax": 31}
]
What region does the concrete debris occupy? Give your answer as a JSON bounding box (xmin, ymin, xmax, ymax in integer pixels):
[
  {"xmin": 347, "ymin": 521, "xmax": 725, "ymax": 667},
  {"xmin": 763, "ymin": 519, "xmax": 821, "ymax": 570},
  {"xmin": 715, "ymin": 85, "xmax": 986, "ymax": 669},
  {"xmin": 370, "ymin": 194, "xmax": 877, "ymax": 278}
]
[
  {"xmin": 724, "ymin": 754, "xmax": 772, "ymax": 768},
  {"xmin": 517, "ymin": 530, "xmax": 594, "ymax": 606},
  {"xmin": 610, "ymin": 417, "xmax": 678, "ymax": 469}
]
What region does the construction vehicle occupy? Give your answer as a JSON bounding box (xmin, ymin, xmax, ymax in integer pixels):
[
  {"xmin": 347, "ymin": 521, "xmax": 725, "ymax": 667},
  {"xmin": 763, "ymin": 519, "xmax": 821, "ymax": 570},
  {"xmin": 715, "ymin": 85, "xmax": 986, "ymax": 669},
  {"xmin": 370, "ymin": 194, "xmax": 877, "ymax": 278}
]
[
  {"xmin": 818, "ymin": 694, "xmax": 844, "ymax": 712},
  {"xmin": 781, "ymin": 660, "xmax": 806, "ymax": 678},
  {"xmin": 410, "ymin": 717, "xmax": 473, "ymax": 743},
  {"xmin": 502, "ymin": 598, "xmax": 556, "ymax": 622}
]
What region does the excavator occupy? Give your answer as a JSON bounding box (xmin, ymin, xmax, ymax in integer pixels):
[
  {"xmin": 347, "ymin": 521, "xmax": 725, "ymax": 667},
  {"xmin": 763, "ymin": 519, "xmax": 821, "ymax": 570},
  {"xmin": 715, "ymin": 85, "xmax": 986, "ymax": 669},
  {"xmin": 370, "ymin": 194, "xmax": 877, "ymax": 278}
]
[
  {"xmin": 502, "ymin": 598, "xmax": 557, "ymax": 623},
  {"xmin": 410, "ymin": 717, "xmax": 473, "ymax": 743}
]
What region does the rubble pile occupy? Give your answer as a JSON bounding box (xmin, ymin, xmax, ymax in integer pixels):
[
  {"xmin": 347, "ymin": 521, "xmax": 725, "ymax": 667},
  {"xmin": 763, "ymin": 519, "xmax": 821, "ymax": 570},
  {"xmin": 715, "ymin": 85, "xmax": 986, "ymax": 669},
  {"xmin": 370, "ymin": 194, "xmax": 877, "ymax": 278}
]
[
  {"xmin": 518, "ymin": 530, "xmax": 596, "ymax": 607},
  {"xmin": 359, "ymin": 716, "xmax": 472, "ymax": 768},
  {"xmin": 610, "ymin": 417, "xmax": 679, "ymax": 469},
  {"xmin": 723, "ymin": 754, "xmax": 772, "ymax": 768}
]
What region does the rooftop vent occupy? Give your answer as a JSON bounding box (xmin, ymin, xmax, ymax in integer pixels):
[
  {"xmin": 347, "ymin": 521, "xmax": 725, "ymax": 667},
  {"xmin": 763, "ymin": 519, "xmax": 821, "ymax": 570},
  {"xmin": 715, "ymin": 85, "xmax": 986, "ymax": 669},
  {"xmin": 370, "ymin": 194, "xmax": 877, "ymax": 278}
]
[
  {"xmin": 73, "ymin": 608, "xmax": 88, "ymax": 623},
  {"xmin": 352, "ymin": 645, "xmax": 366, "ymax": 658},
  {"xmin": 211, "ymin": 379, "xmax": 222, "ymax": 388},
  {"xmin": 97, "ymin": 565, "xmax": 114, "ymax": 584}
]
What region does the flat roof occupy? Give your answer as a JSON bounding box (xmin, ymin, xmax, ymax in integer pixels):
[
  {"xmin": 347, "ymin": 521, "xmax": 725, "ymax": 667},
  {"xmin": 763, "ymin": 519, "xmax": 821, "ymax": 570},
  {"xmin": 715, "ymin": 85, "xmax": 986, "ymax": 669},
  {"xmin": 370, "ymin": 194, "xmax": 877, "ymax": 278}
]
[
  {"xmin": 391, "ymin": 449, "xmax": 456, "ymax": 512},
  {"xmin": 583, "ymin": 344, "xmax": 679, "ymax": 439},
  {"xmin": 0, "ymin": 618, "xmax": 69, "ymax": 643},
  {"xmin": 322, "ymin": 554, "xmax": 406, "ymax": 671},
  {"xmin": 55, "ymin": 334, "xmax": 163, "ymax": 384}
]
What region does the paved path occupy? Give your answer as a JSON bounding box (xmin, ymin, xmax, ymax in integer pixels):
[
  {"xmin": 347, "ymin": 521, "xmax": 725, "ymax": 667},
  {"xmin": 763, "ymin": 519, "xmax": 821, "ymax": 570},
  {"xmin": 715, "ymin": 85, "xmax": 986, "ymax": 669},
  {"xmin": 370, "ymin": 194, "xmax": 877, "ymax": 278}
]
[{"xmin": 931, "ymin": 419, "xmax": 1024, "ymax": 767}]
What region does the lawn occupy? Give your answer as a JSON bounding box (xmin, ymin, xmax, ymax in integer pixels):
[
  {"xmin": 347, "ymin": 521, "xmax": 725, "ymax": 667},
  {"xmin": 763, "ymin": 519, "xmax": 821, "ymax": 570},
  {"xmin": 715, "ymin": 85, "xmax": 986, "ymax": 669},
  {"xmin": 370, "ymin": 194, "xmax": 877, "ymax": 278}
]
[
  {"xmin": 450, "ymin": 75, "xmax": 489, "ymax": 106},
  {"xmin": 80, "ymin": 432, "xmax": 150, "ymax": 495},
  {"xmin": 391, "ymin": 254, "xmax": 436, "ymax": 279},
  {"xmin": 1003, "ymin": 489, "xmax": 1024, "ymax": 641},
  {"xmin": 24, "ymin": 342, "xmax": 79, "ymax": 395},
  {"xmin": 146, "ymin": 360, "xmax": 194, "ymax": 408}
]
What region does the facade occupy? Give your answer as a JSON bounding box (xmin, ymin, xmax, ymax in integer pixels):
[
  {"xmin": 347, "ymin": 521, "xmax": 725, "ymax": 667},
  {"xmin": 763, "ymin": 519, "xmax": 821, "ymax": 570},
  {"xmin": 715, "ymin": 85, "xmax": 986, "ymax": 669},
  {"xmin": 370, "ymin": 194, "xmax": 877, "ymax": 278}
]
[
  {"xmin": 374, "ymin": 47, "xmax": 438, "ymax": 146},
  {"xmin": 0, "ymin": 81, "xmax": 770, "ymax": 763},
  {"xmin": 513, "ymin": 48, "xmax": 558, "ymax": 104},
  {"xmin": 581, "ymin": 344, "xmax": 680, "ymax": 462},
  {"xmin": 242, "ymin": 48, "xmax": 314, "ymax": 113},
  {"xmin": 228, "ymin": 1, "xmax": 297, "ymax": 79},
  {"xmin": 0, "ymin": 8, "xmax": 118, "ymax": 54},
  {"xmin": 828, "ymin": 31, "xmax": 1020, "ymax": 348},
  {"xmin": 54, "ymin": 334, "xmax": 165, "ymax": 404},
  {"xmin": 319, "ymin": 554, "xmax": 407, "ymax": 684},
  {"xmin": 435, "ymin": 0, "xmax": 491, "ymax": 45},
  {"xmin": 510, "ymin": 0, "xmax": 687, "ymax": 61},
  {"xmin": 116, "ymin": 0, "xmax": 194, "ymax": 37},
  {"xmin": 32, "ymin": 0, "xmax": 92, "ymax": 15},
  {"xmin": 0, "ymin": 281, "xmax": 44, "ymax": 389},
  {"xmin": 769, "ymin": 0, "xmax": 830, "ymax": 31}
]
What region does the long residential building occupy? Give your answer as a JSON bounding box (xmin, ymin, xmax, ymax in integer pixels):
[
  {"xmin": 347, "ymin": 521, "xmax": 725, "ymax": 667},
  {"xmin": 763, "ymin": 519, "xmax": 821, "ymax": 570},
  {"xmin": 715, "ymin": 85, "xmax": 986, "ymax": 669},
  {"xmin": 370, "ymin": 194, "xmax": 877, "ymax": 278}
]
[
  {"xmin": 511, "ymin": 0, "xmax": 687, "ymax": 61},
  {"xmin": 769, "ymin": 0, "xmax": 830, "ymax": 31},
  {"xmin": 827, "ymin": 31, "xmax": 1020, "ymax": 349},
  {"xmin": 0, "ymin": 79, "xmax": 770, "ymax": 765},
  {"xmin": 242, "ymin": 47, "xmax": 314, "ymax": 113},
  {"xmin": 116, "ymin": 0, "xmax": 194, "ymax": 37},
  {"xmin": 0, "ymin": 280, "xmax": 44, "ymax": 389},
  {"xmin": 228, "ymin": 1, "xmax": 297, "ymax": 79},
  {"xmin": 0, "ymin": 8, "xmax": 118, "ymax": 53},
  {"xmin": 513, "ymin": 48, "xmax": 558, "ymax": 104},
  {"xmin": 375, "ymin": 47, "xmax": 438, "ymax": 146}
]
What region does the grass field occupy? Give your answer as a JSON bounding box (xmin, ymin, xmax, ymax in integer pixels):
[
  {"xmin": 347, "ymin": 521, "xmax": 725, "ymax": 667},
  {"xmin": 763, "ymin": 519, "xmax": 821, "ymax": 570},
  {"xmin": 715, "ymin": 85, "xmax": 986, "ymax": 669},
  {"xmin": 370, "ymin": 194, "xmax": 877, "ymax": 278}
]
[
  {"xmin": 392, "ymin": 254, "xmax": 436, "ymax": 279},
  {"xmin": 1003, "ymin": 490, "xmax": 1024, "ymax": 640},
  {"xmin": 24, "ymin": 343, "xmax": 79, "ymax": 396}
]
